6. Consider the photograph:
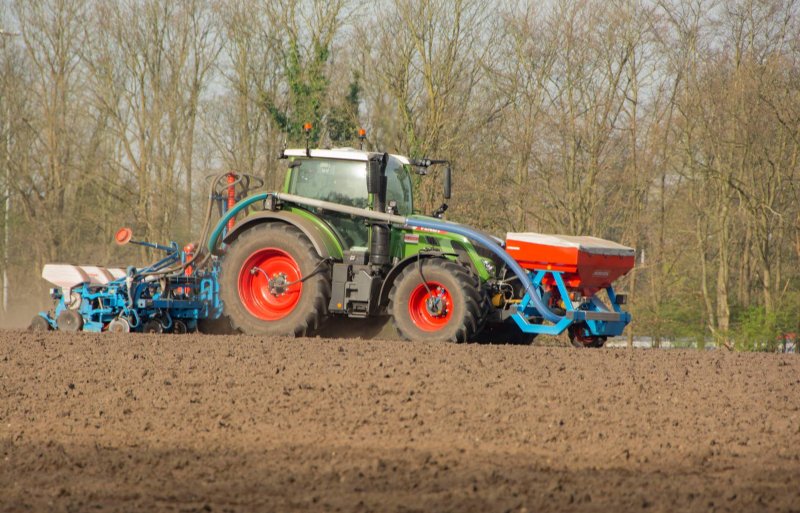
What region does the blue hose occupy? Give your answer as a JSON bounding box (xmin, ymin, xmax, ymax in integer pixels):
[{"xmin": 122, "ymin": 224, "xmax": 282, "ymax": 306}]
[
  {"xmin": 207, "ymin": 193, "xmax": 269, "ymax": 254},
  {"xmin": 405, "ymin": 218, "xmax": 563, "ymax": 324}
]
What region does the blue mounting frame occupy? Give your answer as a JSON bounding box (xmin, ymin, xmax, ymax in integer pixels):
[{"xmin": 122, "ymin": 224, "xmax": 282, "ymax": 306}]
[
  {"xmin": 38, "ymin": 243, "xmax": 224, "ymax": 333},
  {"xmin": 510, "ymin": 270, "xmax": 631, "ymax": 337}
]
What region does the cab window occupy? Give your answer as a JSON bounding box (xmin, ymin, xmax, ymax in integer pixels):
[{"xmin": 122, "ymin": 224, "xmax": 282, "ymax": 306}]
[
  {"xmin": 287, "ymin": 158, "xmax": 369, "ymax": 248},
  {"xmin": 385, "ymin": 158, "xmax": 413, "ymax": 215}
]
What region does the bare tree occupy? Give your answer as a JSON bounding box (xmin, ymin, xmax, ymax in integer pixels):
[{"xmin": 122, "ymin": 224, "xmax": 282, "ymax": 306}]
[
  {"xmin": 11, "ymin": 0, "xmax": 88, "ymax": 268},
  {"xmin": 86, "ymin": 0, "xmax": 218, "ymax": 247},
  {"xmin": 363, "ymin": 0, "xmax": 496, "ymax": 215},
  {"xmin": 208, "ymin": 1, "xmax": 286, "ymax": 190}
]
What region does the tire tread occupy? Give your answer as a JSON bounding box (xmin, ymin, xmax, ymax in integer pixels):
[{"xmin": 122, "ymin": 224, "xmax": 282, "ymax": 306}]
[
  {"xmin": 220, "ymin": 223, "xmax": 330, "ymax": 336},
  {"xmin": 389, "ymin": 259, "xmax": 482, "ymax": 343}
]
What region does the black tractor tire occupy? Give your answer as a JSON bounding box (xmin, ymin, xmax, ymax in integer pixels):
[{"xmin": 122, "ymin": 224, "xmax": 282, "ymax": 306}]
[
  {"xmin": 56, "ymin": 310, "xmax": 84, "ymax": 332},
  {"xmin": 463, "ymin": 267, "xmax": 492, "ymax": 337},
  {"xmin": 389, "ymin": 259, "xmax": 482, "ymax": 342},
  {"xmin": 29, "ymin": 315, "xmax": 52, "ymax": 331},
  {"xmin": 196, "ymin": 315, "xmax": 235, "ymax": 335},
  {"xmin": 220, "ymin": 223, "xmax": 331, "ymax": 336},
  {"xmin": 473, "ymin": 319, "xmax": 538, "ymax": 345}
]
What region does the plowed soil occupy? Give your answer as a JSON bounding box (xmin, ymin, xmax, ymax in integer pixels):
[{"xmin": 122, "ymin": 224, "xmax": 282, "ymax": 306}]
[{"xmin": 1, "ymin": 331, "xmax": 799, "ymax": 513}]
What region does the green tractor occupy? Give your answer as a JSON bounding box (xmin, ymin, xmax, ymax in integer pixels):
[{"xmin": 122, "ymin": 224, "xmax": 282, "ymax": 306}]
[
  {"xmin": 215, "ymin": 148, "xmax": 497, "ymax": 342},
  {"xmin": 208, "ymin": 146, "xmax": 634, "ymax": 346}
]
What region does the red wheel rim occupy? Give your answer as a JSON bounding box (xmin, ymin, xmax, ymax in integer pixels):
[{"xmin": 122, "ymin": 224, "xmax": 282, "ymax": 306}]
[
  {"xmin": 408, "ymin": 281, "xmax": 453, "ymax": 332},
  {"xmin": 238, "ymin": 248, "xmax": 303, "ymax": 321}
]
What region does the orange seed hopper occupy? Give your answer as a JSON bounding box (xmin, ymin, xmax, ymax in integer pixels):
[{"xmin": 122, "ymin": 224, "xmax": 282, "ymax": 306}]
[{"xmin": 505, "ymin": 232, "xmax": 635, "ymax": 296}]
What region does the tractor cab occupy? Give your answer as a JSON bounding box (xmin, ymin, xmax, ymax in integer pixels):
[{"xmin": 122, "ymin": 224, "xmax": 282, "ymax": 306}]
[{"xmin": 282, "ymin": 148, "xmax": 414, "ymax": 249}]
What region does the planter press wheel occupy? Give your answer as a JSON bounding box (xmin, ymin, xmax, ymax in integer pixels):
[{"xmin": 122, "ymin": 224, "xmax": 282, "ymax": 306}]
[
  {"xmin": 29, "ymin": 315, "xmax": 52, "ymax": 332},
  {"xmin": 142, "ymin": 319, "xmax": 163, "ymax": 334},
  {"xmin": 56, "ymin": 310, "xmax": 84, "ymax": 332},
  {"xmin": 389, "ymin": 259, "xmax": 482, "ymax": 343},
  {"xmin": 172, "ymin": 319, "xmax": 189, "ymax": 334},
  {"xmin": 220, "ymin": 223, "xmax": 330, "ymax": 336},
  {"xmin": 568, "ymin": 322, "xmax": 607, "ymax": 348},
  {"xmin": 107, "ymin": 317, "xmax": 131, "ymax": 333}
]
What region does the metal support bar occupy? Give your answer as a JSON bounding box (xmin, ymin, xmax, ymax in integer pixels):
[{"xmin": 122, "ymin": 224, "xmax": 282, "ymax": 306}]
[{"xmin": 566, "ymin": 310, "xmax": 624, "ymax": 322}]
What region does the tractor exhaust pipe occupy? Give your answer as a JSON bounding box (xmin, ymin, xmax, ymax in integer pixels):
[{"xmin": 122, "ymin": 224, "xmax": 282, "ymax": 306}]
[{"xmin": 367, "ymin": 153, "xmax": 390, "ymax": 266}]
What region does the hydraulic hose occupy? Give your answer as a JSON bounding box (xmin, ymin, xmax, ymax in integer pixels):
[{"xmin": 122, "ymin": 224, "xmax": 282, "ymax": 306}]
[
  {"xmin": 208, "ymin": 192, "xmax": 270, "ymax": 253},
  {"xmin": 404, "ymin": 217, "xmax": 563, "ymax": 324},
  {"xmin": 137, "ymin": 173, "xmax": 262, "ymax": 279},
  {"xmin": 207, "ymin": 192, "xmax": 564, "ymax": 324}
]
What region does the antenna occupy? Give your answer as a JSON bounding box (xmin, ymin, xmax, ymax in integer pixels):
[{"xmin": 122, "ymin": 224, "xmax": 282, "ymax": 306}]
[{"xmin": 303, "ymin": 123, "xmax": 313, "ymax": 157}]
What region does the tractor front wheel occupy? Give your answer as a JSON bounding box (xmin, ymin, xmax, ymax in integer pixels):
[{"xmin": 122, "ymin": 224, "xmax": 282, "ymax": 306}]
[
  {"xmin": 220, "ymin": 224, "xmax": 330, "ymax": 336},
  {"xmin": 389, "ymin": 259, "xmax": 482, "ymax": 342}
]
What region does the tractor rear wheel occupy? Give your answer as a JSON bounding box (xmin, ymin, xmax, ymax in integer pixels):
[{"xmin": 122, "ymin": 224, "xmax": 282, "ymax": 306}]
[
  {"xmin": 389, "ymin": 259, "xmax": 482, "ymax": 342},
  {"xmin": 220, "ymin": 223, "xmax": 330, "ymax": 336}
]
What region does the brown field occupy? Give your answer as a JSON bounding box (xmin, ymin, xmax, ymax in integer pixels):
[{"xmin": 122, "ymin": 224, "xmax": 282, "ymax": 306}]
[{"xmin": 1, "ymin": 331, "xmax": 799, "ymax": 513}]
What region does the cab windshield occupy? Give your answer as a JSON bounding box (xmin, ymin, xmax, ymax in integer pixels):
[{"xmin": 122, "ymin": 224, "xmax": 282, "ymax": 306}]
[
  {"xmin": 285, "ymin": 156, "xmax": 414, "ymax": 248},
  {"xmin": 288, "ymin": 159, "xmax": 368, "ymax": 209}
]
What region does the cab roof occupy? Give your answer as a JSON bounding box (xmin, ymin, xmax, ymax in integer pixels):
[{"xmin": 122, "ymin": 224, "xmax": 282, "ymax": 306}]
[{"xmin": 283, "ymin": 148, "xmax": 410, "ymax": 165}]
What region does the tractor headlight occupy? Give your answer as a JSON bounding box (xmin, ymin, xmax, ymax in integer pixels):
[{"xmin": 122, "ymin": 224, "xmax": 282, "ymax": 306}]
[{"xmin": 481, "ymin": 259, "xmax": 495, "ymax": 274}]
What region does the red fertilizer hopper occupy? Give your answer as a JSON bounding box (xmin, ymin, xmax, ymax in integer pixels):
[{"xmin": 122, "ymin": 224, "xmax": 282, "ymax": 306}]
[{"xmin": 505, "ymin": 233, "xmax": 635, "ymax": 296}]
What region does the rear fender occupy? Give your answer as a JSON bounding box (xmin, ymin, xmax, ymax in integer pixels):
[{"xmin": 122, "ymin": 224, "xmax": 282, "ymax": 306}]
[
  {"xmin": 395, "ymin": 227, "xmax": 491, "ymax": 281},
  {"xmin": 223, "ymin": 211, "xmax": 344, "ymax": 260}
]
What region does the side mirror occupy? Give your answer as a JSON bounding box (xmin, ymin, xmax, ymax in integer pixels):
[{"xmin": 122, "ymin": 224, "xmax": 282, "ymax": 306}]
[{"xmin": 443, "ymin": 166, "xmax": 452, "ymax": 200}]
